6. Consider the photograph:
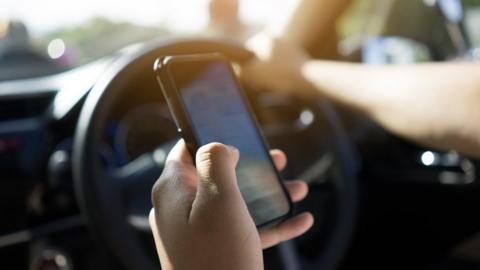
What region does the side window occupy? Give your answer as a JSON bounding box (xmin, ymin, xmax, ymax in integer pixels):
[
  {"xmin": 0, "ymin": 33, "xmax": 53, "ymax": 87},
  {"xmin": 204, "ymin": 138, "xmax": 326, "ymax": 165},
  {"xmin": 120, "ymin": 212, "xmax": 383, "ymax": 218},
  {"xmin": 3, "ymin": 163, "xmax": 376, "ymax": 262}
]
[
  {"xmin": 338, "ymin": 0, "xmax": 459, "ymax": 60},
  {"xmin": 464, "ymin": 0, "xmax": 480, "ymax": 48}
]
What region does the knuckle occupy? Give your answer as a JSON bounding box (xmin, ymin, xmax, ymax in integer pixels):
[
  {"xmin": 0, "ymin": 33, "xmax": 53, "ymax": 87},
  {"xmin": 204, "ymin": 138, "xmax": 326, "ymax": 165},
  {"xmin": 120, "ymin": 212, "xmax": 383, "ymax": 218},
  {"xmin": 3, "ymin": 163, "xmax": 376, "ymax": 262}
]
[
  {"xmin": 150, "ymin": 160, "xmax": 182, "ymax": 203},
  {"xmin": 200, "ymin": 142, "xmax": 229, "ymax": 157},
  {"xmin": 151, "ymin": 176, "xmax": 169, "ymax": 206},
  {"xmin": 204, "ymin": 142, "xmax": 228, "ymax": 154}
]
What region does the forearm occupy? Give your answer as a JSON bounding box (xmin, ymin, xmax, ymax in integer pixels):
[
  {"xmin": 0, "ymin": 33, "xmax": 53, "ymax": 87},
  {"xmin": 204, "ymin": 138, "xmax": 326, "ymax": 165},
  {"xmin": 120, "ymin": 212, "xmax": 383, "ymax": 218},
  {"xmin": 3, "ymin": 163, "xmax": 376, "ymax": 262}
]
[{"xmin": 302, "ymin": 61, "xmax": 480, "ymax": 158}]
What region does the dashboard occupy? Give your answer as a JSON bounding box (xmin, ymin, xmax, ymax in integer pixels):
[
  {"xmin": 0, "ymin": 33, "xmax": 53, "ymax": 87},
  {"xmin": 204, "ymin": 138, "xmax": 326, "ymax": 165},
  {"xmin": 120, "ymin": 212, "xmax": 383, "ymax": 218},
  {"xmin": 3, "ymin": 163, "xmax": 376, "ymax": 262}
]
[{"xmin": 0, "ymin": 47, "xmax": 202, "ymax": 242}]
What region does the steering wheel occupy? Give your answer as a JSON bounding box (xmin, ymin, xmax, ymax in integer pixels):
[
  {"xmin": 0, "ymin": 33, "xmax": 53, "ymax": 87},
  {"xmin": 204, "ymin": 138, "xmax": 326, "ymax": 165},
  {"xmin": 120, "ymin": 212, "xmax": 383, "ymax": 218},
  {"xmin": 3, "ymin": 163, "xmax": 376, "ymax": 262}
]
[{"xmin": 73, "ymin": 38, "xmax": 358, "ymax": 270}]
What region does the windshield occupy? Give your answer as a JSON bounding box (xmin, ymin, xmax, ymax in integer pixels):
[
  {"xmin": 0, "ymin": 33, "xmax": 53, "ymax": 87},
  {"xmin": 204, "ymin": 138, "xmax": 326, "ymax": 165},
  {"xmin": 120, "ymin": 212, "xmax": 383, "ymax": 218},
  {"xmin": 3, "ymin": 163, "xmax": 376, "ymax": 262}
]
[
  {"xmin": 0, "ymin": 0, "xmax": 297, "ymax": 80},
  {"xmin": 2, "ymin": 0, "xmax": 480, "ymax": 81}
]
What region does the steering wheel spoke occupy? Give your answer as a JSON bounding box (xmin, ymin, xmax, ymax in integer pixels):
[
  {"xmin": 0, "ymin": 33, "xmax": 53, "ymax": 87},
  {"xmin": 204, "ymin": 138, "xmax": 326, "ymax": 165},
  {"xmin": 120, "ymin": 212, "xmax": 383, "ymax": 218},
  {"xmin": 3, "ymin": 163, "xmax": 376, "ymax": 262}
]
[
  {"xmin": 299, "ymin": 152, "xmax": 335, "ymax": 186},
  {"xmin": 110, "ymin": 152, "xmax": 162, "ymax": 189},
  {"xmin": 110, "ymin": 140, "xmax": 175, "ymax": 186},
  {"xmin": 105, "ymin": 141, "xmax": 176, "ymax": 232}
]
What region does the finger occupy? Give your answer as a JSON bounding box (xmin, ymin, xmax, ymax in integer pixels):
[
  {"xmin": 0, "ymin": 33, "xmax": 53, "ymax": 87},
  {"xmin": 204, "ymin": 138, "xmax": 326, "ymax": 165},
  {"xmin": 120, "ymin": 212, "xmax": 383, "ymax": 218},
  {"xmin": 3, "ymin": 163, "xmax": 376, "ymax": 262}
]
[
  {"xmin": 245, "ymin": 33, "xmax": 275, "ymax": 60},
  {"xmin": 284, "ymin": 180, "xmax": 308, "ymax": 202},
  {"xmin": 240, "ymin": 63, "xmax": 274, "ymax": 91},
  {"xmin": 270, "ymin": 149, "xmax": 287, "ymax": 171},
  {"xmin": 260, "ymin": 212, "xmax": 314, "ymax": 249},
  {"xmin": 195, "ymin": 143, "xmax": 240, "ymax": 197},
  {"xmin": 160, "ymin": 139, "xmax": 196, "ymax": 187},
  {"xmin": 151, "ymin": 140, "xmax": 197, "ymax": 215},
  {"xmin": 152, "ymin": 140, "xmax": 194, "ymax": 199},
  {"xmin": 166, "ymin": 139, "xmax": 193, "ymax": 164}
]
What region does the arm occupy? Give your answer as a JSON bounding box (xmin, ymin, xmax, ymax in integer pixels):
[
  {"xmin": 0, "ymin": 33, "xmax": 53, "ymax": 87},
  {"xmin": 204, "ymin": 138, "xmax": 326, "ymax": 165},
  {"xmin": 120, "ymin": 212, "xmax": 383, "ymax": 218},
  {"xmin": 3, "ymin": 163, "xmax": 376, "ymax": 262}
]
[
  {"xmin": 243, "ymin": 41, "xmax": 480, "ymax": 158},
  {"xmin": 245, "ymin": 0, "xmax": 480, "ymax": 158},
  {"xmin": 302, "ymin": 61, "xmax": 480, "ymax": 158}
]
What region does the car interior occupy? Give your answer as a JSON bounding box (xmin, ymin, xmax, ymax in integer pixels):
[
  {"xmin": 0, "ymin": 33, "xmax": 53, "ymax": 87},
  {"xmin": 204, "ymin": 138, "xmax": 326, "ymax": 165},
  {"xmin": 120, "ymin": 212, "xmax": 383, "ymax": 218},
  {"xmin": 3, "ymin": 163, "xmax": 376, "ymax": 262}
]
[{"xmin": 1, "ymin": 0, "xmax": 480, "ymax": 269}]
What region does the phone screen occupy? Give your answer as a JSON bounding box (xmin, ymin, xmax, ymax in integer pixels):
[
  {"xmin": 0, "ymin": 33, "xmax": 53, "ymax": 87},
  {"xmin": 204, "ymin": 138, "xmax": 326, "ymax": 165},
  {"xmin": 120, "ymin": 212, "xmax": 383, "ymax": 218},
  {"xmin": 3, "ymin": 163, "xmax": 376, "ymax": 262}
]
[{"xmin": 168, "ymin": 59, "xmax": 290, "ymax": 225}]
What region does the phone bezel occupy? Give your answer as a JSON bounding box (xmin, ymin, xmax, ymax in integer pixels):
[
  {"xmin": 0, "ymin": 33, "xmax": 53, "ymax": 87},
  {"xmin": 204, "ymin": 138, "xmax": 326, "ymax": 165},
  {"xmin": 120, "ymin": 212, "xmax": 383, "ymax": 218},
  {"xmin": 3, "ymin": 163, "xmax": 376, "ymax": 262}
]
[{"xmin": 153, "ymin": 53, "xmax": 293, "ymax": 228}]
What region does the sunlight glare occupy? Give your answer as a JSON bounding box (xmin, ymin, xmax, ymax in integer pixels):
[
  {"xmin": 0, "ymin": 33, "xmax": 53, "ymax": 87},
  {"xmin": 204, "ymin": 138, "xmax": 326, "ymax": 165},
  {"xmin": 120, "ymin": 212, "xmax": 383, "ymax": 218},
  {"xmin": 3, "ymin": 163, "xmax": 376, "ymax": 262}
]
[
  {"xmin": 47, "ymin": 38, "xmax": 65, "ymax": 59},
  {"xmin": 1, "ymin": 0, "xmax": 300, "ymax": 36}
]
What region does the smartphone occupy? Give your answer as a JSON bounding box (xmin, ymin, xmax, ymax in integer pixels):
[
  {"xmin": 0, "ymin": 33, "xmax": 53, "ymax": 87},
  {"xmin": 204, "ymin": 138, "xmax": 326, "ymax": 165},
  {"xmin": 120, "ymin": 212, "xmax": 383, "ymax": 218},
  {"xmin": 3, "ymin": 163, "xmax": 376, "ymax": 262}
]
[{"xmin": 153, "ymin": 53, "xmax": 293, "ymax": 227}]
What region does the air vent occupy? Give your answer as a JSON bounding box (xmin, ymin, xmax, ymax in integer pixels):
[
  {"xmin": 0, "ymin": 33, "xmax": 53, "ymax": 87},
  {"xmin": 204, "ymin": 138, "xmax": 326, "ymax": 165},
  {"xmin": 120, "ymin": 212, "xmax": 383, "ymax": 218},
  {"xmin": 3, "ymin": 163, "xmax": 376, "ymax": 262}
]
[{"xmin": 0, "ymin": 92, "xmax": 56, "ymax": 121}]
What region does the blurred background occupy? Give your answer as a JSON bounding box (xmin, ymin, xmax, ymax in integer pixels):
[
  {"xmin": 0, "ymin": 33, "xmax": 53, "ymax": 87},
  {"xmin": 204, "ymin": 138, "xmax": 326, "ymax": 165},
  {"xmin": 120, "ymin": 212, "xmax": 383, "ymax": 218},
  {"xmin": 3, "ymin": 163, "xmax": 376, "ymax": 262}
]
[
  {"xmin": 0, "ymin": 0, "xmax": 296, "ymax": 78},
  {"xmin": 1, "ymin": 0, "xmax": 479, "ymax": 81}
]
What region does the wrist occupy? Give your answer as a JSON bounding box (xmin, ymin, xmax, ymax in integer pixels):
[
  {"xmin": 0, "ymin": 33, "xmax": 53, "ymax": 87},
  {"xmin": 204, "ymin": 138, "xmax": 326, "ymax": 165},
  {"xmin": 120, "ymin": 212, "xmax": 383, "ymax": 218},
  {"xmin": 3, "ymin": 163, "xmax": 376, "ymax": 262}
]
[{"xmin": 297, "ymin": 60, "xmax": 323, "ymax": 98}]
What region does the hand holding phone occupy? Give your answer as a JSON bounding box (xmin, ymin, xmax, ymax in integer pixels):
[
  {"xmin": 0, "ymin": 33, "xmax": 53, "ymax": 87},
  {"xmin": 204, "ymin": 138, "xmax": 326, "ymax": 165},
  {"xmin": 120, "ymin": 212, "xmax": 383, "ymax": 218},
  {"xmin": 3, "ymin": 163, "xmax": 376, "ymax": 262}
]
[
  {"xmin": 149, "ymin": 140, "xmax": 313, "ymax": 269},
  {"xmin": 154, "ymin": 53, "xmax": 292, "ymax": 227}
]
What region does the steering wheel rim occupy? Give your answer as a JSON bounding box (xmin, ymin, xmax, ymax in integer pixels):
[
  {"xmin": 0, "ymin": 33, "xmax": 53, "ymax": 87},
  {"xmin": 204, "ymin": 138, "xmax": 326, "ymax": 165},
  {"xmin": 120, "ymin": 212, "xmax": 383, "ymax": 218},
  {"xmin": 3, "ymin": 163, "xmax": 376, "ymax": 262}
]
[{"xmin": 73, "ymin": 38, "xmax": 358, "ymax": 270}]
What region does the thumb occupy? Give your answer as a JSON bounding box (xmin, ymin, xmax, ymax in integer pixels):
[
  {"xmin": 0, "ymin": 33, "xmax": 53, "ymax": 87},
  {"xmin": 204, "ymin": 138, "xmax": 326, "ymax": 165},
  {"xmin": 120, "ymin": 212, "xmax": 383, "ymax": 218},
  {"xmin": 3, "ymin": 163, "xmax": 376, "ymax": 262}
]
[{"xmin": 195, "ymin": 142, "xmax": 240, "ymax": 198}]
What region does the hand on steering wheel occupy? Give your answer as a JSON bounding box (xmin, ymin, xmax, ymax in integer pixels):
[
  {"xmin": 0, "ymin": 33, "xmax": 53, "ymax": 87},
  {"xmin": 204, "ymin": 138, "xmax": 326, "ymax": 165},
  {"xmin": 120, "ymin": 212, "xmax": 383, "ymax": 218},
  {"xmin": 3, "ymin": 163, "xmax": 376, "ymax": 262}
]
[
  {"xmin": 241, "ymin": 34, "xmax": 317, "ymax": 99},
  {"xmin": 149, "ymin": 140, "xmax": 313, "ymax": 270}
]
